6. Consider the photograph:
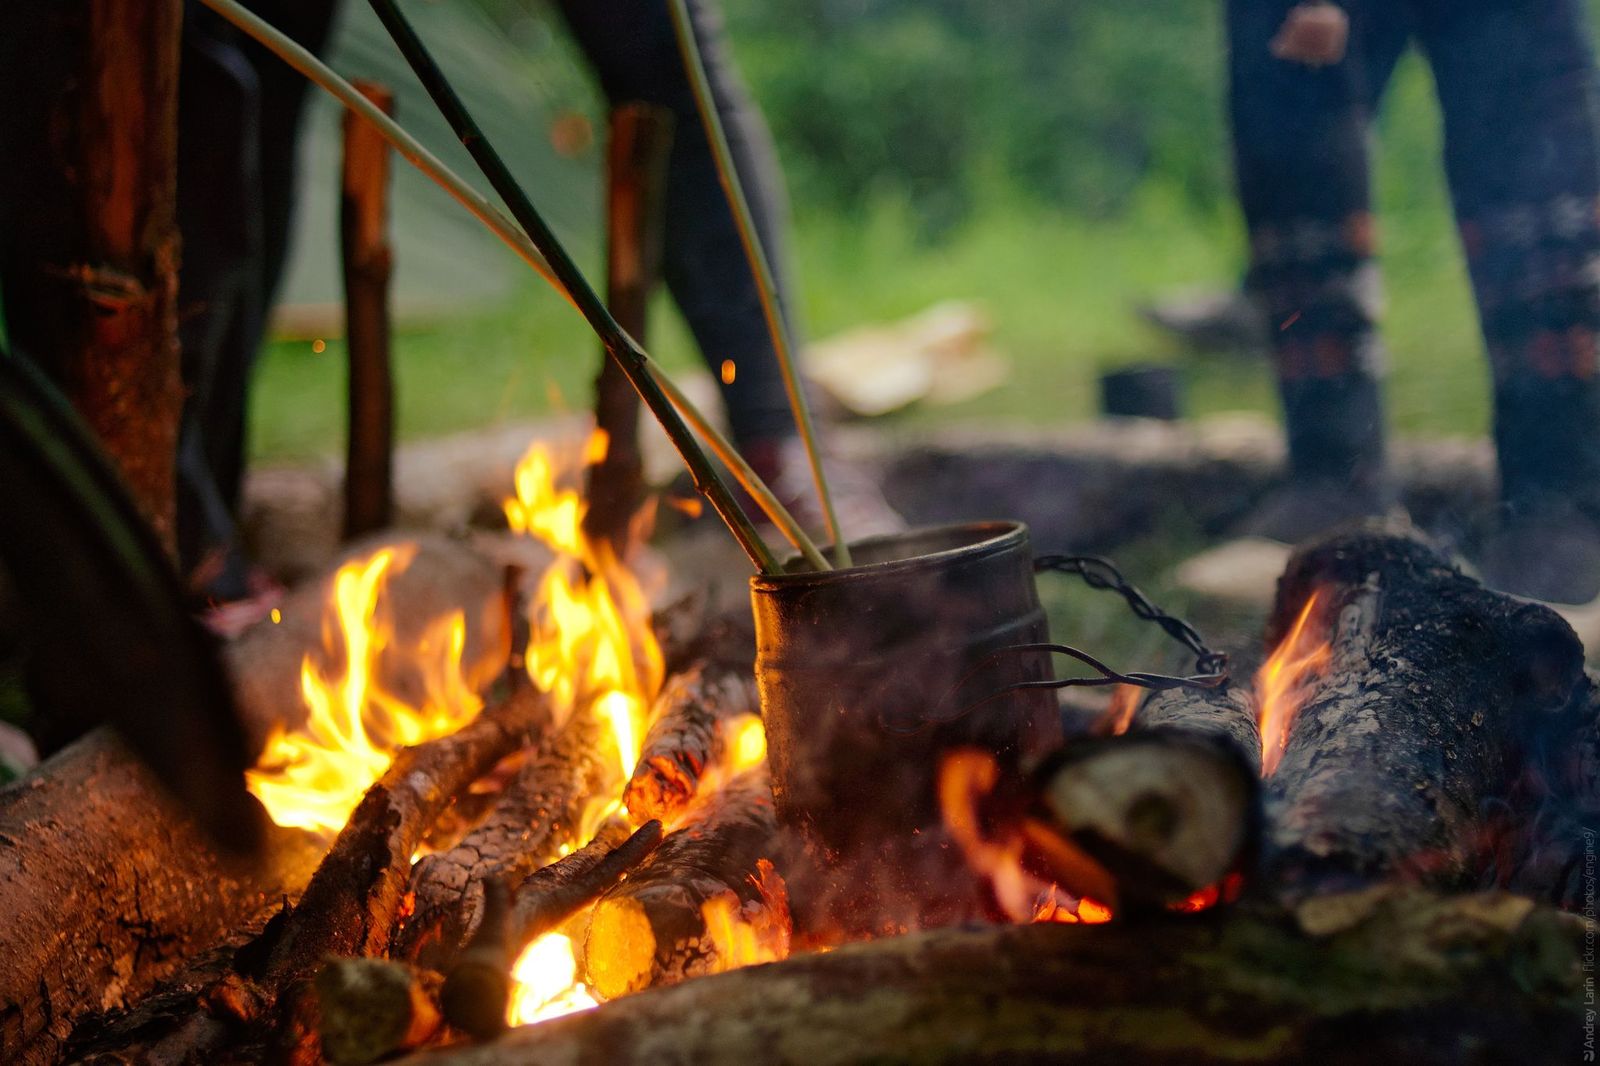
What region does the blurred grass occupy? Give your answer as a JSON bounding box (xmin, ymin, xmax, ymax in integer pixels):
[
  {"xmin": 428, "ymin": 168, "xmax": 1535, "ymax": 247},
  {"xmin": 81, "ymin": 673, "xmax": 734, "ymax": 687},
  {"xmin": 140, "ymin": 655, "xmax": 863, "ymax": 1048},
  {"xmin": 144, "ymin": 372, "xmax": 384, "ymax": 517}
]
[{"xmin": 249, "ymin": 53, "xmax": 1486, "ymax": 462}]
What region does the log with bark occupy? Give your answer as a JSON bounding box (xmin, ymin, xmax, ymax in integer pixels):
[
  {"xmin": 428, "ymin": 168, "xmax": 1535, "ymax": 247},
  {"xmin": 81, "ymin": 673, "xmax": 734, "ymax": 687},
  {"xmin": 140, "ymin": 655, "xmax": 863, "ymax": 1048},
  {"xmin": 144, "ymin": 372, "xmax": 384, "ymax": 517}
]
[
  {"xmin": 624, "ymin": 661, "xmax": 759, "ymax": 825},
  {"xmin": 0, "ymin": 729, "xmax": 323, "ymax": 1066},
  {"xmin": 392, "ymin": 706, "xmax": 613, "ymax": 968},
  {"xmin": 1261, "ymin": 526, "xmax": 1588, "ymax": 901},
  {"xmin": 315, "ymin": 958, "xmax": 442, "ymax": 1066},
  {"xmin": 581, "ymin": 769, "xmax": 785, "ymax": 1000},
  {"xmin": 403, "ymin": 887, "xmax": 1584, "ymax": 1066}
]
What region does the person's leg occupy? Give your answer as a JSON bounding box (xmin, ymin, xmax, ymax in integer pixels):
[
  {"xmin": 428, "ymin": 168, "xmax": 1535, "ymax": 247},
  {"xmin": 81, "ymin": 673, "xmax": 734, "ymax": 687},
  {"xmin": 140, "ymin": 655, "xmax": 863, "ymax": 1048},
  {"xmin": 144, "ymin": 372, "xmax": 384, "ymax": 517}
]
[
  {"xmin": 556, "ymin": 0, "xmax": 796, "ymax": 450},
  {"xmin": 1420, "ymin": 0, "xmax": 1600, "ymax": 601},
  {"xmin": 1230, "ymin": 0, "xmax": 1405, "ymax": 541}
]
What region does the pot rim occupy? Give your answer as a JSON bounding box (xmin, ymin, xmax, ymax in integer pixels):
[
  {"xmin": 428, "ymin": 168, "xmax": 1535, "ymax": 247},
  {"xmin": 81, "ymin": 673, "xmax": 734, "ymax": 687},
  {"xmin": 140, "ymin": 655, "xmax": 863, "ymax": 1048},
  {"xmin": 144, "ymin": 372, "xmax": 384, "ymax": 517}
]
[{"xmin": 750, "ymin": 519, "xmax": 1029, "ymax": 591}]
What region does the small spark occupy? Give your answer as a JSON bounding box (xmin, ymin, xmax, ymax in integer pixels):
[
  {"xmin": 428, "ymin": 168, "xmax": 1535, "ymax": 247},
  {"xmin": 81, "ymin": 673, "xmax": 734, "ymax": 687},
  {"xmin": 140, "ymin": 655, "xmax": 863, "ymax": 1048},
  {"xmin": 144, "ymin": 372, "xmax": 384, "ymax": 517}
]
[
  {"xmin": 720, "ymin": 359, "xmax": 737, "ymax": 385},
  {"xmin": 270, "ymin": 608, "xmax": 282, "ymax": 624},
  {"xmin": 311, "ymin": 338, "xmax": 327, "ymax": 354},
  {"xmin": 1278, "ymin": 311, "xmax": 1302, "ymax": 331}
]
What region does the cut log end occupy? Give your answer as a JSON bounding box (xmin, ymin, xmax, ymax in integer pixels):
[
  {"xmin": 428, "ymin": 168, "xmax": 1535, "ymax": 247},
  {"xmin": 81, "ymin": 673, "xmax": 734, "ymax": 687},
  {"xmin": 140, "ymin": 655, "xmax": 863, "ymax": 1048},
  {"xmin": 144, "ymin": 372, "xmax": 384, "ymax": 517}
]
[
  {"xmin": 315, "ymin": 958, "xmax": 442, "ymax": 1066},
  {"xmin": 1031, "ymin": 733, "xmax": 1257, "ymax": 906}
]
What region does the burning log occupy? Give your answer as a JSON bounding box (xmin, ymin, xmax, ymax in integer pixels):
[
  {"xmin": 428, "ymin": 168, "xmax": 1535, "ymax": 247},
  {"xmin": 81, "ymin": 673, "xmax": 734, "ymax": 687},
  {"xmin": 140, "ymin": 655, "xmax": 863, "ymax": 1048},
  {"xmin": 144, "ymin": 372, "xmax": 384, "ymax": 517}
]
[
  {"xmin": 315, "ymin": 958, "xmax": 442, "ymax": 1066},
  {"xmin": 256, "ymin": 683, "xmax": 551, "ymax": 991},
  {"xmin": 624, "ymin": 662, "xmax": 759, "ymax": 824},
  {"xmin": 0, "ymin": 729, "xmax": 322, "ymax": 1065},
  {"xmin": 1261, "ymin": 526, "xmax": 1587, "ymax": 901},
  {"xmin": 392, "ymin": 707, "xmax": 613, "ymax": 968},
  {"xmin": 401, "ymin": 888, "xmax": 1583, "ymax": 1066},
  {"xmin": 442, "ymin": 819, "xmax": 664, "ymax": 1040},
  {"xmin": 581, "ymin": 769, "xmax": 786, "ymax": 1000}
]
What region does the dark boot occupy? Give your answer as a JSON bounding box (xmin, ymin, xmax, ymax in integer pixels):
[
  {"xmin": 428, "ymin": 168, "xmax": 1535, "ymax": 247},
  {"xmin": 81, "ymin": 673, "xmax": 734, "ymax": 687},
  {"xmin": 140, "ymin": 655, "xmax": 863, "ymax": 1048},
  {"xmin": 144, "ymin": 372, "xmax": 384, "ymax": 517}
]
[
  {"xmin": 1239, "ymin": 371, "xmax": 1397, "ymax": 544},
  {"xmin": 1479, "ymin": 374, "xmax": 1600, "ymax": 604}
]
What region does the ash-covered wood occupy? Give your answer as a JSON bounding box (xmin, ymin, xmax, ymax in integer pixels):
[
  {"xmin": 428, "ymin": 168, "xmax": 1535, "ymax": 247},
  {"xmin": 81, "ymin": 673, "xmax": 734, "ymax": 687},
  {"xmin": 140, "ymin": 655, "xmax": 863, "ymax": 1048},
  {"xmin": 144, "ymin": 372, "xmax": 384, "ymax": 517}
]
[
  {"xmin": 1262, "ymin": 526, "xmax": 1587, "ymax": 901},
  {"xmin": 1133, "ymin": 681, "xmax": 1262, "ymax": 776},
  {"xmin": 315, "ymin": 958, "xmax": 441, "ymax": 1066},
  {"xmin": 582, "ymin": 769, "xmax": 783, "ymax": 1000},
  {"xmin": 403, "ymin": 888, "xmax": 1583, "ymax": 1066},
  {"xmin": 442, "ymin": 819, "xmax": 663, "ymax": 1040},
  {"xmin": 0, "ymin": 729, "xmax": 323, "ymax": 1065},
  {"xmin": 392, "ymin": 706, "xmax": 612, "ymax": 968},
  {"xmin": 624, "ymin": 662, "xmax": 758, "ymax": 824}
]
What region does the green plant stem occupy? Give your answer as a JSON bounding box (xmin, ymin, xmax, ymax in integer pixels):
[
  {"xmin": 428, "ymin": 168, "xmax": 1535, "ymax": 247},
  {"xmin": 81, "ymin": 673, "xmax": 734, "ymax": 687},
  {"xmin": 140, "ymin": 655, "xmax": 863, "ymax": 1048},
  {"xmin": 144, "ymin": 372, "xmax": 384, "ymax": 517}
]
[
  {"xmin": 361, "ymin": 0, "xmax": 779, "ymax": 573},
  {"xmin": 647, "ymin": 365, "xmax": 829, "ymax": 571},
  {"xmin": 201, "ymin": 0, "xmax": 779, "ymax": 573},
  {"xmin": 196, "ymin": 0, "xmax": 563, "ymax": 300},
  {"xmin": 666, "ymin": 0, "xmax": 851, "ymax": 568}
]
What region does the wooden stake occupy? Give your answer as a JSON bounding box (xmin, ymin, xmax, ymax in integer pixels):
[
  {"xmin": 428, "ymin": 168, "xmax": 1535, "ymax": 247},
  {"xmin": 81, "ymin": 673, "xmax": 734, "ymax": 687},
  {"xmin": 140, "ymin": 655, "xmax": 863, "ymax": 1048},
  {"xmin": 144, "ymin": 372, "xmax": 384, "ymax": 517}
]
[
  {"xmin": 341, "ymin": 80, "xmax": 397, "ymax": 540},
  {"xmin": 584, "ymin": 104, "xmax": 672, "ymax": 556},
  {"xmin": 0, "ymin": 0, "xmax": 185, "ymax": 553}
]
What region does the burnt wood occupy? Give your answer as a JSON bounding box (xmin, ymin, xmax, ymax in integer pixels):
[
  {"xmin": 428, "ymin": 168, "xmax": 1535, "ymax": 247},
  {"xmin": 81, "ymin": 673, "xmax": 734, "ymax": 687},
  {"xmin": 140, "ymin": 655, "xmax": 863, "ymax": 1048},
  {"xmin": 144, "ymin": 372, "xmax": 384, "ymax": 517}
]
[
  {"xmin": 624, "ymin": 661, "xmax": 758, "ymax": 824},
  {"xmin": 1262, "ymin": 526, "xmax": 1587, "ymax": 900},
  {"xmin": 582, "ymin": 768, "xmax": 782, "ymax": 1000}
]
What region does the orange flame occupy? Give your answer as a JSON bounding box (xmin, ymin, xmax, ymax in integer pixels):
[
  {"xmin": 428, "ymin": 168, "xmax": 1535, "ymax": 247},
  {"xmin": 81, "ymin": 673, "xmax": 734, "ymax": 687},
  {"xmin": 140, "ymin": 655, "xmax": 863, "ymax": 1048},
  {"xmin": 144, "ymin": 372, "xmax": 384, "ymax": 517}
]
[
  {"xmin": 1254, "ymin": 591, "xmax": 1331, "ymax": 777},
  {"xmin": 938, "ymin": 748, "xmax": 1113, "ymax": 924},
  {"xmin": 700, "ymin": 860, "xmax": 790, "ymax": 970},
  {"xmin": 247, "ymin": 546, "xmax": 486, "ymax": 835}
]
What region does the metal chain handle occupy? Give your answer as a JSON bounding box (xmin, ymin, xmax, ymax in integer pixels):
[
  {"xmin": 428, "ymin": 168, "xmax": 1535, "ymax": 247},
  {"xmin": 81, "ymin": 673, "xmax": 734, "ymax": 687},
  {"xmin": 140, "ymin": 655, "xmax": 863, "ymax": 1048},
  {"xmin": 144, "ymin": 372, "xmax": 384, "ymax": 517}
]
[{"xmin": 876, "ymin": 553, "xmax": 1230, "ymax": 736}]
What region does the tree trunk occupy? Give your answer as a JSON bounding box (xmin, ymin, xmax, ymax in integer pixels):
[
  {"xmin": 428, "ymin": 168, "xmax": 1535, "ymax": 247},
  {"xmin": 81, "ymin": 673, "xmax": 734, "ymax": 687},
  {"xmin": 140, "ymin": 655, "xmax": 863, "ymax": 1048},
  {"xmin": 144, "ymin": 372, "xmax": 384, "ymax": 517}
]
[
  {"xmin": 403, "ymin": 888, "xmax": 1583, "ymax": 1066},
  {"xmin": 342, "ymin": 81, "xmax": 397, "ymax": 541},
  {"xmin": 0, "ymin": 0, "xmax": 184, "ymax": 552},
  {"xmin": 583, "ymin": 104, "xmax": 673, "ymax": 555},
  {"xmin": 1262, "ymin": 527, "xmax": 1587, "ymax": 901}
]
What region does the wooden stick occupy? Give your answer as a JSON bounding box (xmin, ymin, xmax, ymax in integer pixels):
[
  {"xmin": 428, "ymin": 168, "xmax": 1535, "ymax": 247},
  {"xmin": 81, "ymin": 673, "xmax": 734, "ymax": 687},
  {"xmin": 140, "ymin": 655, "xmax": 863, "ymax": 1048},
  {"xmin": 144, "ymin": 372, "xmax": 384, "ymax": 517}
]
[
  {"xmin": 667, "ymin": 0, "xmax": 848, "ymax": 565},
  {"xmin": 360, "ymin": 0, "xmax": 778, "ymax": 573},
  {"xmin": 441, "ymin": 820, "xmax": 664, "ymax": 1040},
  {"xmin": 315, "ymin": 958, "xmax": 442, "ymax": 1065},
  {"xmin": 624, "ymin": 662, "xmax": 759, "ymax": 825},
  {"xmin": 584, "ymin": 104, "xmax": 673, "ymax": 556},
  {"xmin": 341, "ymin": 80, "xmax": 397, "ymax": 540}
]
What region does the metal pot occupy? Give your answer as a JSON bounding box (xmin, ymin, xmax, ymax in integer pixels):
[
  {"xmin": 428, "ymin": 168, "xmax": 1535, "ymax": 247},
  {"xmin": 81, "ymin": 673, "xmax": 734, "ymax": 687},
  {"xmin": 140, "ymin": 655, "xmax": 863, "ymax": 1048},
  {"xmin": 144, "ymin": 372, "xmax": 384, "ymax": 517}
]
[{"xmin": 750, "ymin": 521, "xmax": 1060, "ymax": 935}]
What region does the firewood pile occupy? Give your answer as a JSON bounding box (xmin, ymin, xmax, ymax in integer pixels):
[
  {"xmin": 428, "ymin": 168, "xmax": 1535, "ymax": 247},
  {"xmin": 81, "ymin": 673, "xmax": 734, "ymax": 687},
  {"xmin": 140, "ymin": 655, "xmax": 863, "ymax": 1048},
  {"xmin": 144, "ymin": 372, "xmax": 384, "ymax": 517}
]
[{"xmin": 0, "ymin": 515, "xmax": 1594, "ymax": 1064}]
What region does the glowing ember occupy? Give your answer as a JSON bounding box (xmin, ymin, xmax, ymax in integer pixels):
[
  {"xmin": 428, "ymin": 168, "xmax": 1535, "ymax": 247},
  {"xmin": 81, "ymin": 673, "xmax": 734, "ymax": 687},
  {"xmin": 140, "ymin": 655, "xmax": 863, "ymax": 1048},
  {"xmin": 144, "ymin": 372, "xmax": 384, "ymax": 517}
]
[
  {"xmin": 247, "ymin": 546, "xmax": 486, "ymax": 835},
  {"xmin": 1254, "ymin": 591, "xmax": 1332, "ymax": 777},
  {"xmin": 508, "ymin": 934, "xmax": 598, "ymax": 1025}
]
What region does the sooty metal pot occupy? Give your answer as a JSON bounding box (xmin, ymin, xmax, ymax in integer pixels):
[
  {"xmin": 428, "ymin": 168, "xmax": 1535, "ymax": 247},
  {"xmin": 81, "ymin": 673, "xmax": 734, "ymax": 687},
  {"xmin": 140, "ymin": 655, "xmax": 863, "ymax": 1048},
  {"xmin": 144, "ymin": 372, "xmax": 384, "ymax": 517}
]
[{"xmin": 750, "ymin": 521, "xmax": 1060, "ymax": 936}]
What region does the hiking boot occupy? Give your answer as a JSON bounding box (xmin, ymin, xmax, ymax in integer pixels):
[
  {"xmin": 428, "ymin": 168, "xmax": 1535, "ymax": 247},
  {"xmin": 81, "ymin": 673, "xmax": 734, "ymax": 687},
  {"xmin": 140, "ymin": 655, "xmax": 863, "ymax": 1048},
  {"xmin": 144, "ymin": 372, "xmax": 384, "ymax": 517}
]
[
  {"xmin": 1481, "ymin": 373, "xmax": 1600, "ymax": 603},
  {"xmin": 1237, "ymin": 371, "xmax": 1396, "ymax": 543},
  {"xmin": 1138, "ymin": 286, "xmax": 1270, "ymax": 355}
]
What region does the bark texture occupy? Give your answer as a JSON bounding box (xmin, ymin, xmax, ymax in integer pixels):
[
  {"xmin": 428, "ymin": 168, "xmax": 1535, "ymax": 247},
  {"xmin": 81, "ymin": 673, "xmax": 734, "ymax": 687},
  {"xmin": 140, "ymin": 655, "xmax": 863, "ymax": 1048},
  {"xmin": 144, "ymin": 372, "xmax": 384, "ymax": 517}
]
[
  {"xmin": 0, "ymin": 0, "xmax": 185, "ymax": 549},
  {"xmin": 406, "ymin": 888, "xmax": 1583, "ymax": 1066},
  {"xmin": 582, "ymin": 769, "xmax": 783, "ymax": 1000},
  {"xmin": 0, "ymin": 729, "xmax": 322, "ymax": 1065},
  {"xmin": 624, "ymin": 662, "xmax": 758, "ymax": 824},
  {"xmin": 1262, "ymin": 526, "xmax": 1587, "ymax": 900}
]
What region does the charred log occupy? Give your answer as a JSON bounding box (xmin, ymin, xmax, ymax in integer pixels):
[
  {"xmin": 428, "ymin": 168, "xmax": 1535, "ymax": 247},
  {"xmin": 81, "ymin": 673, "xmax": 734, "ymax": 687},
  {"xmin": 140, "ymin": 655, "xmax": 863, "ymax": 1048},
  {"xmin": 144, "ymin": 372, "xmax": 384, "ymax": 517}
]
[
  {"xmin": 403, "ymin": 888, "xmax": 1583, "ymax": 1066},
  {"xmin": 442, "ymin": 819, "xmax": 664, "ymax": 1040},
  {"xmin": 624, "ymin": 662, "xmax": 758, "ymax": 824},
  {"xmin": 1262, "ymin": 526, "xmax": 1587, "ymax": 901},
  {"xmin": 393, "ymin": 707, "xmax": 612, "ymax": 968},
  {"xmin": 582, "ymin": 769, "xmax": 784, "ymax": 1000},
  {"xmin": 0, "ymin": 729, "xmax": 322, "ymax": 1065}
]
